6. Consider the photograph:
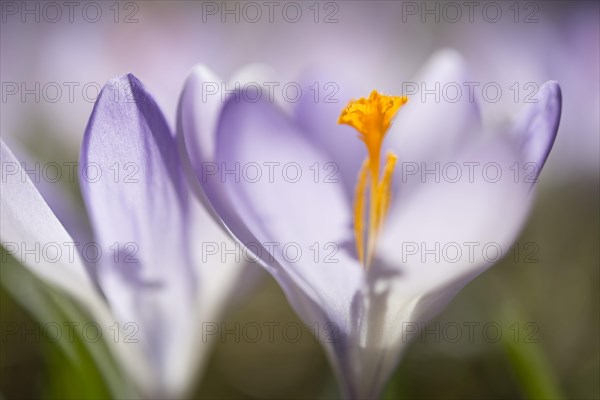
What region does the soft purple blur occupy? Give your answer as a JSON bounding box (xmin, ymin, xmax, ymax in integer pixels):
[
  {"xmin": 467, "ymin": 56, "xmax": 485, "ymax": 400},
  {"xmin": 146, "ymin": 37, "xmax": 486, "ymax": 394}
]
[{"xmin": 1, "ymin": 1, "xmax": 597, "ymax": 181}]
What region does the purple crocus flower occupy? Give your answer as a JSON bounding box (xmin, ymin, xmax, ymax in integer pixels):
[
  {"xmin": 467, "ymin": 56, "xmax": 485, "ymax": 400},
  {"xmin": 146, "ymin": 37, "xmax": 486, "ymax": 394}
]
[
  {"xmin": 1, "ymin": 74, "xmax": 250, "ymax": 397},
  {"xmin": 179, "ymin": 50, "xmax": 562, "ymax": 398}
]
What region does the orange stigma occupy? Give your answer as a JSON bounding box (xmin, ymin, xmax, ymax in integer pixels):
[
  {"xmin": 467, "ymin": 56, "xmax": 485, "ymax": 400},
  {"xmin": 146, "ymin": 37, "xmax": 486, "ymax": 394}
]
[{"xmin": 338, "ymin": 90, "xmax": 407, "ymax": 269}]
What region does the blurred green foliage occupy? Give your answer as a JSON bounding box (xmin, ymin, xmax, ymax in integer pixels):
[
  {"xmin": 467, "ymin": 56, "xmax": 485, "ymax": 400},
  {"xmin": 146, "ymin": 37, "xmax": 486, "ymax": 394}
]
[{"xmin": 0, "ymin": 254, "xmax": 111, "ymax": 399}]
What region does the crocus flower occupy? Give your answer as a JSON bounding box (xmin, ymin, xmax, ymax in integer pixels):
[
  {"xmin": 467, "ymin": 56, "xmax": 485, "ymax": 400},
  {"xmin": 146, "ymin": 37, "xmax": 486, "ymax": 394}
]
[
  {"xmin": 179, "ymin": 49, "xmax": 562, "ymax": 398},
  {"xmin": 1, "ymin": 74, "xmax": 251, "ymax": 398}
]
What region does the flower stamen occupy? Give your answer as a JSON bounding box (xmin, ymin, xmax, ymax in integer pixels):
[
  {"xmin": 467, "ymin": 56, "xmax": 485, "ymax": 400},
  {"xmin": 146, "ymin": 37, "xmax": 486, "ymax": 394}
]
[
  {"xmin": 353, "ymin": 159, "xmax": 370, "ymax": 265},
  {"xmin": 338, "ymin": 90, "xmax": 407, "ymax": 270}
]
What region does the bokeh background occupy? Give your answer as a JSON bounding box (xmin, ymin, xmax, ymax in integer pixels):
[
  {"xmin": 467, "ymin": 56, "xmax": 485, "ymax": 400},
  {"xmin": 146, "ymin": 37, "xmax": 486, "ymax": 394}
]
[{"xmin": 1, "ymin": 1, "xmax": 598, "ymax": 399}]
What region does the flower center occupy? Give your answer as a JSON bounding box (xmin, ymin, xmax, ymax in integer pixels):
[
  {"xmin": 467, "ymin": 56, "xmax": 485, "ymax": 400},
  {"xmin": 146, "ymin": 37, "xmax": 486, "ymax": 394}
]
[{"xmin": 338, "ymin": 90, "xmax": 407, "ymax": 270}]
